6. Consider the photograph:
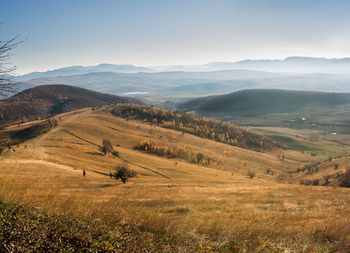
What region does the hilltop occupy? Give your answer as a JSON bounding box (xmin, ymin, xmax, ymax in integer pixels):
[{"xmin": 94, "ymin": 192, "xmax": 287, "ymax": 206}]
[{"xmin": 0, "ymin": 84, "xmax": 142, "ymax": 125}]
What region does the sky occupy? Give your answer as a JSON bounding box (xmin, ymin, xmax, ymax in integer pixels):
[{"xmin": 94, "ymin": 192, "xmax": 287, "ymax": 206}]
[{"xmin": 2, "ymin": 0, "xmax": 350, "ymax": 74}]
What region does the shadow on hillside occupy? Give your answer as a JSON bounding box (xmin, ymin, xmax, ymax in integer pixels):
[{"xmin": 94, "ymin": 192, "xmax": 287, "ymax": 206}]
[
  {"xmin": 85, "ymin": 151, "xmax": 105, "ymax": 156},
  {"xmin": 97, "ymin": 184, "xmax": 115, "ymax": 188}
]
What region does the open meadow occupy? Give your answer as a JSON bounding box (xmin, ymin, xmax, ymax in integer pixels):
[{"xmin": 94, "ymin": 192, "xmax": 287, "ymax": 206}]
[{"xmin": 1, "ymin": 106, "xmax": 350, "ymax": 252}]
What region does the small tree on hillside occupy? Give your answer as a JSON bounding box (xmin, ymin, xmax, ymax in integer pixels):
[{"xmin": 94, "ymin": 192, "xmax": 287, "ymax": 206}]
[
  {"xmin": 99, "ymin": 139, "xmax": 114, "ymax": 155},
  {"xmin": 339, "ymin": 168, "xmax": 350, "ymax": 188},
  {"xmin": 247, "ymin": 171, "xmax": 256, "ymax": 179},
  {"xmin": 113, "ymin": 163, "xmax": 136, "ymax": 183},
  {"xmin": 112, "ymin": 150, "xmax": 119, "ymax": 158},
  {"xmin": 196, "ymin": 153, "xmax": 204, "ymax": 163}
]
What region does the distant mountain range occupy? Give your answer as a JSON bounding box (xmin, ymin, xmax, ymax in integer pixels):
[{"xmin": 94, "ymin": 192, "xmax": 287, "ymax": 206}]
[
  {"xmin": 0, "ymin": 84, "xmax": 142, "ymax": 125},
  {"xmin": 151, "ymin": 57, "xmax": 350, "ymax": 74},
  {"xmin": 17, "ymin": 70, "xmax": 350, "ymax": 101},
  {"xmin": 11, "ymin": 56, "xmax": 350, "ymax": 102},
  {"xmin": 15, "ymin": 57, "xmax": 350, "ymax": 82},
  {"xmin": 15, "ymin": 64, "xmax": 151, "ymax": 81},
  {"xmin": 17, "ymin": 69, "xmax": 283, "ymax": 97}
]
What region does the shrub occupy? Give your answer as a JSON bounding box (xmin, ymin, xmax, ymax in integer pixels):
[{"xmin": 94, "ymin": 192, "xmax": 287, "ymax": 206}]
[
  {"xmin": 312, "ymin": 179, "xmax": 319, "ymax": 186},
  {"xmin": 113, "ymin": 163, "xmax": 136, "ymax": 183},
  {"xmin": 196, "ymin": 153, "xmax": 204, "ymax": 163},
  {"xmin": 112, "ymin": 150, "xmax": 119, "ymax": 158},
  {"xmin": 299, "ymin": 179, "xmax": 312, "ymax": 185},
  {"xmin": 323, "ymin": 176, "xmax": 329, "ymax": 186},
  {"xmin": 247, "ymin": 171, "xmax": 256, "ymax": 179},
  {"xmin": 339, "ymin": 168, "xmax": 350, "ymax": 188}
]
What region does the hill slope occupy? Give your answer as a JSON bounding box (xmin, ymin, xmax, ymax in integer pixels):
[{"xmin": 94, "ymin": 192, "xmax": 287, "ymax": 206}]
[
  {"xmin": 180, "ymin": 89, "xmax": 350, "ymax": 116},
  {"xmin": 0, "ymin": 84, "xmax": 142, "ymax": 125},
  {"xmin": 1, "ymin": 107, "xmax": 350, "ymax": 251}
]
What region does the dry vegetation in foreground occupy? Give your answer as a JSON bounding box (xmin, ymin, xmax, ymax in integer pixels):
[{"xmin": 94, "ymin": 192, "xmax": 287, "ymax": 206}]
[{"xmin": 0, "ymin": 107, "xmax": 350, "ymax": 252}]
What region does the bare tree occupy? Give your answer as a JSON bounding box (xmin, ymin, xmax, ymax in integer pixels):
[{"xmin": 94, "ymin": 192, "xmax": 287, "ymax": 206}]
[
  {"xmin": 99, "ymin": 139, "xmax": 114, "ymax": 155},
  {"xmin": 0, "ymin": 26, "xmax": 23, "ymax": 96}
]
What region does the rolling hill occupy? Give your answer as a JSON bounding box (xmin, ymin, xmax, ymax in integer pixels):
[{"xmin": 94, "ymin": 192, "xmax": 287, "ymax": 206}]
[
  {"xmin": 17, "ymin": 71, "xmax": 350, "ymax": 104},
  {"xmin": 180, "ymin": 89, "xmax": 350, "ymax": 116},
  {"xmin": 1, "ymin": 105, "xmax": 350, "ymax": 251},
  {"xmin": 0, "ymin": 84, "xmax": 142, "ymax": 125}
]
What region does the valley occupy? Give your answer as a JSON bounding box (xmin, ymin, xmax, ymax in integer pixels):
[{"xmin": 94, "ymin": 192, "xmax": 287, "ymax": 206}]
[{"xmin": 3, "ymin": 1, "xmax": 350, "ymax": 251}]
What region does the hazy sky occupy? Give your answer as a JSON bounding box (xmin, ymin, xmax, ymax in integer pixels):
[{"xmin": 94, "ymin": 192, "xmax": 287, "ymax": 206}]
[{"xmin": 2, "ymin": 0, "xmax": 350, "ymax": 74}]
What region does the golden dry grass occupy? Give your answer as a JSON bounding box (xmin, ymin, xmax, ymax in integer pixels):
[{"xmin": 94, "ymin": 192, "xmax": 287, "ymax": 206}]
[{"xmin": 1, "ymin": 107, "xmax": 350, "ymax": 252}]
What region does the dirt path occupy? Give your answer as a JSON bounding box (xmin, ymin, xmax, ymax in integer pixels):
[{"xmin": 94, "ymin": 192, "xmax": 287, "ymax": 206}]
[
  {"xmin": 24, "ymin": 110, "xmax": 93, "ymax": 160},
  {"xmin": 2, "ymin": 159, "xmax": 81, "ymax": 173}
]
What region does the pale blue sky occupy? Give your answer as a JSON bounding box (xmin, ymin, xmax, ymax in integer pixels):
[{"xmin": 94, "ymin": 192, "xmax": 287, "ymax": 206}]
[{"xmin": 2, "ymin": 0, "xmax": 350, "ymax": 74}]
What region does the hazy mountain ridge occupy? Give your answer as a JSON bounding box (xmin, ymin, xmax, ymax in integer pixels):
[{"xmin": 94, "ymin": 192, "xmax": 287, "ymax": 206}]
[
  {"xmin": 15, "ymin": 64, "xmax": 152, "ymax": 81},
  {"xmin": 151, "ymin": 57, "xmax": 350, "ymax": 73},
  {"xmin": 16, "ymin": 56, "xmax": 350, "ymax": 83},
  {"xmin": 17, "ymin": 70, "xmax": 350, "ymax": 101},
  {"xmin": 18, "ymin": 69, "xmax": 283, "ymax": 96},
  {"xmin": 12, "ymin": 57, "xmax": 350, "ymax": 101}
]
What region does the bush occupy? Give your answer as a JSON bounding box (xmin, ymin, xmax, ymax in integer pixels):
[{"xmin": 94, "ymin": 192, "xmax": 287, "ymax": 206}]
[
  {"xmin": 339, "ymin": 168, "xmax": 350, "ymax": 188},
  {"xmin": 112, "ymin": 150, "xmax": 119, "ymax": 158},
  {"xmin": 299, "ymin": 179, "xmax": 312, "ymax": 185},
  {"xmin": 196, "ymin": 153, "xmax": 204, "ymax": 163},
  {"xmin": 312, "ymin": 179, "xmax": 319, "ymax": 186},
  {"xmin": 113, "ymin": 163, "xmax": 136, "ymax": 183},
  {"xmin": 247, "ymin": 171, "xmax": 256, "ymax": 179}
]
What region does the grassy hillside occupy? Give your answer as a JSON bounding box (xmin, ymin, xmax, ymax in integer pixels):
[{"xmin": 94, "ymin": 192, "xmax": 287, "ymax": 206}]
[
  {"xmin": 0, "ymin": 84, "xmax": 141, "ymax": 125},
  {"xmin": 110, "ymin": 104, "xmax": 279, "ymax": 150},
  {"xmin": 180, "ymin": 89, "xmax": 350, "ymax": 134},
  {"xmin": 180, "ymin": 89, "xmax": 350, "ymax": 115},
  {"xmin": 285, "ymin": 155, "xmax": 350, "ymax": 187},
  {"xmin": 0, "ymin": 106, "xmax": 350, "ymax": 251}
]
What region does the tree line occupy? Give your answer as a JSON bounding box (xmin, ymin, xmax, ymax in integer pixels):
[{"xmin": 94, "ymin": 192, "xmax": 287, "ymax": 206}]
[{"xmin": 111, "ymin": 104, "xmax": 279, "ymax": 151}]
